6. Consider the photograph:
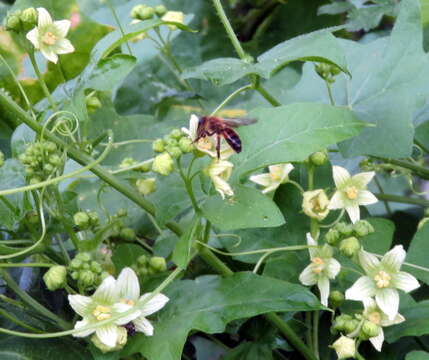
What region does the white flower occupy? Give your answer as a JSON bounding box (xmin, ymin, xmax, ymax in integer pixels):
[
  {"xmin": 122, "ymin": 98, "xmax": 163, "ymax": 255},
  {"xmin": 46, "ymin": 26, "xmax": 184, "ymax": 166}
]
[
  {"xmin": 299, "ymin": 233, "xmax": 341, "ymax": 306},
  {"xmin": 328, "ymin": 166, "xmax": 378, "ymax": 223},
  {"xmin": 362, "ymin": 298, "xmax": 405, "ymax": 351},
  {"xmin": 249, "ymin": 163, "xmax": 294, "ymax": 194},
  {"xmin": 345, "ymin": 246, "xmax": 420, "ymax": 320},
  {"xmin": 331, "ymin": 335, "xmax": 356, "ymax": 359},
  {"xmin": 162, "ymin": 11, "xmax": 184, "ymax": 30},
  {"xmin": 26, "ymin": 7, "xmax": 74, "ymax": 63},
  {"xmin": 114, "ymin": 267, "xmax": 169, "ymax": 336},
  {"xmin": 208, "ymin": 159, "xmax": 234, "ymax": 199},
  {"xmin": 182, "ymin": 114, "xmax": 234, "ymax": 160}
]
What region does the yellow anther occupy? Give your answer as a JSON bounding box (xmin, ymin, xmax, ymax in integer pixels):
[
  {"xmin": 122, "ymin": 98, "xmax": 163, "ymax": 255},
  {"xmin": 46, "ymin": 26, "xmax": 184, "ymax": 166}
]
[
  {"xmin": 42, "ymin": 31, "xmax": 57, "ymax": 45},
  {"xmin": 312, "ymin": 257, "xmax": 324, "ymax": 265},
  {"xmin": 368, "ymin": 311, "xmax": 381, "ymax": 325},
  {"xmin": 93, "ymin": 305, "xmax": 112, "ymax": 321},
  {"xmin": 345, "ymin": 186, "xmax": 358, "ymax": 200},
  {"xmin": 374, "ymin": 270, "xmax": 391, "ymax": 288},
  {"xmin": 311, "ymin": 257, "xmax": 325, "ymax": 274},
  {"xmin": 96, "ymin": 313, "xmax": 112, "ymax": 321},
  {"xmin": 270, "ymin": 167, "xmax": 283, "ymax": 181},
  {"xmin": 120, "ymin": 299, "xmax": 135, "ymax": 306}
]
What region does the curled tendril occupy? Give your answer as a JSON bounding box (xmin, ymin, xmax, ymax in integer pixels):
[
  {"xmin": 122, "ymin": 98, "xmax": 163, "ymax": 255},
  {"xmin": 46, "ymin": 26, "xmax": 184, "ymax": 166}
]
[
  {"xmin": 213, "ymin": 233, "xmax": 242, "ymax": 248},
  {"xmin": 41, "ymin": 111, "xmax": 80, "ymax": 142}
]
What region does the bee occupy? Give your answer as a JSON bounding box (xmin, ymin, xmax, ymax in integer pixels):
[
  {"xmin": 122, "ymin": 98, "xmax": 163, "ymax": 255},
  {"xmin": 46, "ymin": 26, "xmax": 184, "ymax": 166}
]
[{"xmin": 194, "ymin": 116, "xmax": 257, "ymax": 159}]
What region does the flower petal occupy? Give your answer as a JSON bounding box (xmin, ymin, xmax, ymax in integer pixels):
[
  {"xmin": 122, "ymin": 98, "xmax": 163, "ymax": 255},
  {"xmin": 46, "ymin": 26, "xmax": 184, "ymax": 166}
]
[
  {"xmin": 306, "ymin": 232, "xmax": 317, "ymax": 259},
  {"xmin": 369, "ymin": 329, "xmax": 384, "ymax": 352},
  {"xmin": 392, "ymin": 271, "xmax": 420, "ymax": 293},
  {"xmin": 116, "ymin": 267, "xmax": 140, "ymax": 301},
  {"xmin": 317, "ymin": 277, "xmax": 330, "ymax": 306},
  {"xmin": 346, "ymin": 205, "xmax": 360, "ymax": 223},
  {"xmin": 299, "ymin": 265, "xmax": 318, "ymax": 286},
  {"xmin": 381, "ymin": 245, "xmax": 406, "ymax": 272},
  {"xmin": 72, "ymin": 319, "xmax": 95, "ymax": 338},
  {"xmin": 358, "ymin": 250, "xmax": 380, "ymax": 274},
  {"xmin": 68, "ymin": 294, "xmax": 92, "ymax": 317},
  {"xmin": 40, "ymin": 48, "xmax": 58, "ymax": 63},
  {"xmin": 376, "ymin": 288, "xmax": 399, "ymax": 320},
  {"xmin": 332, "ymin": 166, "xmax": 351, "ymax": 188},
  {"xmin": 345, "ymin": 276, "xmax": 376, "ymax": 301},
  {"xmin": 96, "ymin": 324, "xmax": 118, "ymax": 348},
  {"xmin": 261, "ymin": 183, "xmax": 281, "ymax": 194},
  {"xmin": 249, "ymin": 173, "xmax": 272, "ymax": 187},
  {"xmin": 37, "ymin": 7, "xmax": 53, "ymax": 28},
  {"xmin": 55, "ymin": 39, "xmax": 75, "ymax": 54},
  {"xmin": 26, "ymin": 28, "xmax": 40, "ymax": 48},
  {"xmin": 353, "ymin": 171, "xmax": 375, "ymax": 188},
  {"xmin": 53, "ymin": 19, "xmax": 71, "ymax": 37},
  {"xmin": 328, "ymin": 191, "xmax": 345, "ymax": 210},
  {"xmin": 112, "ymin": 302, "xmax": 141, "ymax": 325},
  {"xmin": 139, "ymin": 293, "xmax": 169, "ymax": 316},
  {"xmin": 363, "ymin": 297, "xmax": 377, "ymax": 313},
  {"xmin": 93, "ymin": 276, "xmax": 118, "ymax": 303},
  {"xmin": 134, "ymin": 316, "xmax": 154, "ymax": 336},
  {"xmin": 327, "ymin": 258, "xmax": 341, "ymax": 279},
  {"xmin": 380, "ymin": 312, "xmax": 405, "ymax": 327},
  {"xmin": 358, "ymin": 190, "xmax": 378, "ymax": 206}
]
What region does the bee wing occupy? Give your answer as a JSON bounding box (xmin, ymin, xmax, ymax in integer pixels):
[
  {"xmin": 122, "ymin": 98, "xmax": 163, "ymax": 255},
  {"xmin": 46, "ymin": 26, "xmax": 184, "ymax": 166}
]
[{"xmin": 222, "ymin": 117, "xmax": 257, "ymax": 127}]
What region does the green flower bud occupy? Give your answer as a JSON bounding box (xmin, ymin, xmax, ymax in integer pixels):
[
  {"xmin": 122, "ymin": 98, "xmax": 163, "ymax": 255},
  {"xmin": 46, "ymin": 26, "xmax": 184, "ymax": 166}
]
[
  {"xmin": 0, "ymin": 151, "xmax": 4, "ymax": 168},
  {"xmin": 26, "ymin": 210, "xmax": 39, "ymax": 224},
  {"xmin": 329, "ymin": 290, "xmax": 345, "ymax": 308},
  {"xmin": 344, "ymin": 319, "xmax": 359, "ymax": 335},
  {"xmin": 79, "ymin": 269, "xmax": 96, "ymax": 287},
  {"xmin": 165, "ymin": 137, "xmax": 178, "ymax": 147},
  {"xmin": 138, "ymin": 6, "xmax": 155, "ymax": 20},
  {"xmin": 70, "ymin": 258, "xmax": 82, "ymax": 270},
  {"xmin": 152, "ymin": 139, "xmax": 165, "ymax": 153},
  {"xmin": 49, "ymin": 154, "xmax": 62, "ymax": 166},
  {"xmin": 131, "ymin": 4, "xmax": 146, "ymax": 19},
  {"xmin": 116, "ymin": 208, "xmax": 128, "ymax": 217},
  {"xmin": 71, "ymin": 271, "xmax": 79, "ymax": 280},
  {"xmin": 88, "ymin": 211, "xmax": 99, "ymax": 227},
  {"xmin": 43, "ymin": 265, "xmax": 67, "ymax": 291},
  {"xmin": 76, "ymin": 252, "xmax": 92, "ymax": 262},
  {"xmin": 74, "ymin": 211, "xmax": 90, "ymax": 229},
  {"xmin": 354, "ymin": 220, "xmax": 374, "ymax": 236},
  {"xmin": 149, "ymin": 256, "xmax": 167, "ymax": 272},
  {"xmin": 335, "ymin": 222, "xmax": 354, "ymax": 237},
  {"xmin": 91, "ymin": 326, "xmax": 128, "ymax": 353},
  {"xmin": 339, "ymin": 237, "xmax": 360, "ymax": 257},
  {"xmin": 333, "ymin": 314, "xmax": 352, "ymax": 331},
  {"xmin": 5, "ymin": 14, "xmax": 21, "ymax": 31},
  {"xmin": 120, "ymin": 157, "xmax": 137, "ymax": 169},
  {"xmin": 20, "ymin": 7, "xmax": 38, "ymax": 26},
  {"xmin": 152, "ymin": 153, "xmax": 174, "ymax": 176},
  {"xmin": 29, "ymin": 177, "xmax": 41, "ymax": 185},
  {"xmin": 302, "ymin": 189, "xmax": 330, "ymax": 221},
  {"xmin": 86, "ymin": 95, "xmax": 102, "ymax": 112},
  {"xmin": 136, "ymin": 177, "xmax": 156, "ymax": 195},
  {"xmin": 330, "ymin": 335, "xmax": 356, "ymax": 360},
  {"xmin": 43, "ymin": 163, "xmax": 54, "ymax": 173},
  {"xmin": 309, "ymin": 150, "xmax": 328, "ymax": 166},
  {"xmin": 170, "ymin": 129, "xmax": 183, "ymax": 139},
  {"xmin": 165, "ymin": 145, "xmax": 182, "ymax": 159},
  {"xmin": 120, "ymin": 227, "xmax": 136, "ymax": 242},
  {"xmin": 137, "ymin": 254, "xmax": 148, "ymax": 266},
  {"xmin": 137, "ymin": 161, "xmax": 152, "ymax": 172},
  {"xmin": 361, "ymin": 320, "xmax": 380, "ymax": 339},
  {"xmin": 154, "ymin": 4, "xmax": 168, "ymax": 16},
  {"xmin": 44, "ymin": 141, "xmax": 57, "ymax": 153},
  {"xmin": 90, "ymin": 261, "xmax": 102, "ymax": 274},
  {"xmin": 179, "ymin": 137, "xmax": 194, "ymax": 153},
  {"xmin": 325, "ymin": 228, "xmax": 341, "ymax": 246}
]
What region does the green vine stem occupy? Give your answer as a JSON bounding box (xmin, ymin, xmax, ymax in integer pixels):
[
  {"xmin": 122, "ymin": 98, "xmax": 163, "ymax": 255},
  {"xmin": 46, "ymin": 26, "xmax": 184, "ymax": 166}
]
[
  {"xmin": 0, "ymin": 263, "xmax": 53, "ymax": 268},
  {"xmin": 372, "ymin": 156, "xmax": 429, "ymax": 180},
  {"xmin": 374, "ymin": 193, "xmax": 429, "ymax": 207},
  {"xmin": 105, "ymin": 0, "xmax": 133, "ymax": 56},
  {"xmin": 210, "ymin": 84, "xmax": 253, "ymax": 116},
  {"xmin": 0, "ymin": 308, "xmax": 43, "ymax": 333}
]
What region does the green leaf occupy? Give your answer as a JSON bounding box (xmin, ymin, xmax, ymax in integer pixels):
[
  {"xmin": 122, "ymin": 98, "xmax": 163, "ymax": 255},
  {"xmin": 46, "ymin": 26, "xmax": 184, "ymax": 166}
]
[
  {"xmin": 406, "ymin": 351, "xmax": 429, "ymax": 360},
  {"xmin": 202, "ymin": 185, "xmax": 285, "ymax": 231},
  {"xmin": 112, "ymin": 243, "xmax": 150, "ymax": 272},
  {"xmin": 172, "ymin": 213, "xmax": 201, "ymax": 269},
  {"xmin": 360, "ymin": 218, "xmax": 394, "ymax": 254},
  {"xmin": 124, "ymin": 272, "xmax": 322, "ymax": 360},
  {"xmin": 403, "ymin": 222, "xmax": 429, "ymax": 285},
  {"xmin": 224, "ymin": 342, "xmax": 273, "ymax": 360},
  {"xmin": 233, "ymin": 103, "xmax": 363, "ymax": 178}
]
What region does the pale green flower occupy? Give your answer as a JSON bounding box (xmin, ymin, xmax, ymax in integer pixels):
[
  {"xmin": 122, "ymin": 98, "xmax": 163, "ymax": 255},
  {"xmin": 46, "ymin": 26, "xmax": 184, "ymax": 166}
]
[
  {"xmin": 331, "ymin": 335, "xmax": 356, "ymax": 359},
  {"xmin": 362, "ymin": 298, "xmax": 405, "ymax": 351},
  {"xmin": 162, "ymin": 11, "xmax": 184, "ymax": 30},
  {"xmin": 250, "ymin": 163, "xmax": 294, "ymax": 194},
  {"xmin": 345, "ymin": 246, "xmax": 419, "ymax": 320},
  {"xmin": 26, "ymin": 7, "xmax": 74, "ymax": 63},
  {"xmin": 299, "ymin": 233, "xmax": 341, "ymax": 306},
  {"xmin": 208, "ymin": 159, "xmax": 234, "ymax": 199},
  {"xmin": 328, "ymin": 166, "xmax": 378, "ymax": 223}
]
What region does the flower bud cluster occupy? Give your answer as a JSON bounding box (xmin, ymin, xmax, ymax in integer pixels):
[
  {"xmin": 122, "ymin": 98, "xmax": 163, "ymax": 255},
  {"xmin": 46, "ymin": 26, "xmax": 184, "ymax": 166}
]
[
  {"xmin": 119, "ymin": 157, "xmax": 151, "ymax": 172},
  {"xmin": 4, "ymin": 7, "xmax": 38, "ymax": 33},
  {"xmin": 130, "ymin": 4, "xmax": 168, "ymax": 21},
  {"xmin": 131, "ymin": 254, "xmax": 167, "ymax": 278},
  {"xmin": 324, "ymin": 220, "xmax": 374, "ymax": 257},
  {"xmin": 43, "ymin": 265, "xmax": 67, "ymax": 291},
  {"xmin": 69, "ymin": 252, "xmax": 109, "ymax": 291},
  {"xmin": 315, "ymin": 63, "xmax": 341, "ymax": 84},
  {"xmin": 332, "ymin": 314, "xmax": 360, "ymax": 335},
  {"xmin": 73, "ymin": 211, "xmax": 100, "ymax": 231},
  {"xmin": 136, "ymin": 177, "xmax": 156, "ymax": 195},
  {"xmin": 106, "ymin": 210, "xmax": 137, "ymax": 243},
  {"xmin": 19, "ymin": 141, "xmax": 64, "ymax": 184}
]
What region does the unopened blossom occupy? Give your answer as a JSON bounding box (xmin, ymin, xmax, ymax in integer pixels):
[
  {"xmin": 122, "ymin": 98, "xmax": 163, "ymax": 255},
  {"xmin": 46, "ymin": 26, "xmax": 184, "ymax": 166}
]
[
  {"xmin": 208, "ymin": 159, "xmax": 234, "ymax": 199},
  {"xmin": 362, "ymin": 298, "xmax": 405, "ymax": 351},
  {"xmin": 331, "ymin": 335, "xmax": 356, "ymax": 359},
  {"xmin": 328, "ymin": 166, "xmax": 378, "ymax": 223},
  {"xmin": 299, "ymin": 233, "xmax": 341, "ymax": 306},
  {"xmin": 250, "ymin": 163, "xmax": 294, "ymax": 194},
  {"xmin": 302, "ymin": 189, "xmax": 330, "ymax": 221},
  {"xmin": 345, "ymin": 246, "xmax": 419, "ymax": 320},
  {"xmin": 162, "ymin": 11, "xmax": 184, "ymax": 30},
  {"xmin": 26, "ymin": 8, "xmax": 74, "ymax": 63}
]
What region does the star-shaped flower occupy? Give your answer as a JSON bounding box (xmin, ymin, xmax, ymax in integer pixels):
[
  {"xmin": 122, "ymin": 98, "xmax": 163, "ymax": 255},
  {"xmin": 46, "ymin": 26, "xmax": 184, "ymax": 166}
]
[
  {"xmin": 249, "ymin": 163, "xmax": 294, "ymax": 194},
  {"xmin": 208, "ymin": 159, "xmax": 234, "ymax": 199}
]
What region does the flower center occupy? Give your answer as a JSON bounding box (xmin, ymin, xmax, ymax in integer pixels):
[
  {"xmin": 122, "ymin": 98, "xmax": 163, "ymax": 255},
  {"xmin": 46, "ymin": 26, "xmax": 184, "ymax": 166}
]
[
  {"xmin": 368, "ymin": 311, "xmax": 382, "ymax": 325},
  {"xmin": 311, "ymin": 257, "xmax": 325, "ymax": 273},
  {"xmin": 374, "ymin": 270, "xmax": 391, "ymax": 288},
  {"xmin": 345, "ymin": 186, "xmax": 358, "ymax": 200},
  {"xmin": 120, "ymin": 298, "xmax": 135, "ymax": 306},
  {"xmin": 92, "ymin": 305, "xmax": 112, "ymax": 321},
  {"xmin": 42, "ymin": 31, "xmax": 57, "ymax": 46}
]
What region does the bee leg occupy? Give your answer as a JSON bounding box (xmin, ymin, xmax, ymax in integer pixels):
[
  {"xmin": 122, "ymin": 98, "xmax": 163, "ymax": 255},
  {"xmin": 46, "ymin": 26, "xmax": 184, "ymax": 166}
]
[{"xmin": 216, "ymin": 134, "xmax": 221, "ymax": 159}]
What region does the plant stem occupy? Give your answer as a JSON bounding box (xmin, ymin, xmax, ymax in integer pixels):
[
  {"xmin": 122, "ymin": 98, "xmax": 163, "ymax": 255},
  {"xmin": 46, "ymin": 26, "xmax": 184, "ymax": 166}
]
[
  {"xmin": 313, "ymin": 311, "xmax": 320, "ymax": 360},
  {"xmin": 0, "ymin": 308, "xmax": 43, "ymax": 333},
  {"xmin": 0, "ymin": 263, "xmax": 53, "ymax": 268},
  {"xmin": 325, "ymin": 82, "xmax": 335, "ymax": 106},
  {"xmin": 371, "ymin": 156, "xmax": 429, "ymax": 180},
  {"xmin": 374, "ymin": 193, "xmax": 429, "ymax": 207},
  {"xmin": 414, "ymin": 139, "xmax": 429, "ymax": 155},
  {"xmin": 305, "ymin": 311, "xmax": 313, "ymax": 351},
  {"xmin": 255, "ymin": 85, "xmax": 281, "ymax": 106},
  {"xmin": 373, "ymin": 176, "xmax": 392, "ymax": 216},
  {"xmin": 28, "ymin": 51, "xmax": 57, "ymax": 111},
  {"xmin": 0, "ymin": 269, "xmax": 70, "ymax": 330},
  {"xmin": 105, "ymin": 0, "xmax": 133, "ymax": 56},
  {"xmin": 210, "ymin": 84, "xmax": 253, "ymax": 116}
]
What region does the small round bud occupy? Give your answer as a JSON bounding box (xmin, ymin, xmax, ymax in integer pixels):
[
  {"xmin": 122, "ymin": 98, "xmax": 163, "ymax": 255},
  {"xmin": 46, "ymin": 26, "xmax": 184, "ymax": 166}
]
[
  {"xmin": 165, "ymin": 145, "xmax": 182, "ymax": 159},
  {"xmin": 70, "ymin": 258, "xmax": 82, "ymax": 270},
  {"xmin": 49, "ymin": 154, "xmax": 62, "ymax": 166},
  {"xmin": 116, "ymin": 208, "xmax": 128, "ymax": 217},
  {"xmin": 325, "ymin": 229, "xmax": 341, "ymax": 246},
  {"xmin": 120, "ymin": 157, "xmax": 137, "ymax": 169},
  {"xmin": 5, "ymin": 14, "xmax": 21, "ymax": 31},
  {"xmin": 165, "ymin": 137, "xmax": 178, "ymax": 147},
  {"xmin": 330, "ymin": 335, "xmax": 356, "ymax": 360},
  {"xmin": 339, "ymin": 237, "xmax": 360, "ymax": 257},
  {"xmin": 361, "ymin": 320, "xmax": 380, "ymax": 339},
  {"xmin": 0, "ymin": 151, "xmax": 4, "ymax": 168},
  {"xmin": 149, "ymin": 256, "xmax": 167, "ymax": 272},
  {"xmin": 154, "ymin": 4, "xmax": 167, "ymax": 16},
  {"xmin": 79, "ymin": 270, "xmax": 96, "ymax": 287},
  {"xmin": 179, "ymin": 137, "xmax": 194, "ymax": 153},
  {"xmin": 335, "ymin": 222, "xmax": 354, "ymax": 237},
  {"xmin": 88, "ymin": 211, "xmax": 99, "ymax": 227},
  {"xmin": 91, "ymin": 326, "xmax": 127, "ymax": 353},
  {"xmin": 152, "ymin": 153, "xmax": 174, "ymax": 176},
  {"xmin": 71, "ymin": 271, "xmax": 79, "ymax": 280},
  {"xmin": 309, "ymin": 150, "xmax": 328, "ymax": 166},
  {"xmin": 74, "ymin": 211, "xmax": 90, "ymax": 229},
  {"xmin": 43, "ymin": 265, "xmax": 67, "ymax": 291},
  {"xmin": 138, "ymin": 6, "xmax": 155, "ymax": 20},
  {"xmin": 120, "ymin": 227, "xmax": 136, "ymax": 242},
  {"xmin": 137, "ymin": 161, "xmax": 152, "ymax": 172},
  {"xmin": 76, "ymin": 252, "xmax": 92, "ymax": 262},
  {"xmin": 333, "ymin": 314, "xmax": 352, "ymax": 331},
  {"xmin": 20, "ymin": 7, "xmax": 38, "ymax": 26},
  {"xmin": 137, "ymin": 254, "xmax": 148, "ymax": 266},
  {"xmin": 302, "ymin": 189, "xmax": 330, "ymax": 221},
  {"xmin": 90, "ymin": 261, "xmax": 102, "ymax": 274},
  {"xmin": 170, "ymin": 129, "xmax": 183, "ymax": 139},
  {"xmin": 136, "ymin": 177, "xmax": 156, "ymax": 195},
  {"xmin": 131, "ymin": 4, "xmax": 146, "ymax": 19},
  {"xmin": 86, "ymin": 95, "xmax": 102, "ymax": 112},
  {"xmin": 344, "ymin": 319, "xmax": 359, "ymax": 335},
  {"xmin": 44, "ymin": 141, "xmax": 57, "ymax": 153},
  {"xmin": 162, "ymin": 11, "xmax": 184, "ymax": 30},
  {"xmin": 26, "ymin": 210, "xmax": 39, "ymax": 224},
  {"xmin": 29, "ymin": 177, "xmax": 41, "ymax": 185},
  {"xmin": 329, "ymin": 290, "xmax": 344, "ymax": 308},
  {"xmin": 43, "ymin": 163, "xmax": 54, "ymax": 173},
  {"xmin": 152, "ymin": 139, "xmax": 165, "ymax": 153}
]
